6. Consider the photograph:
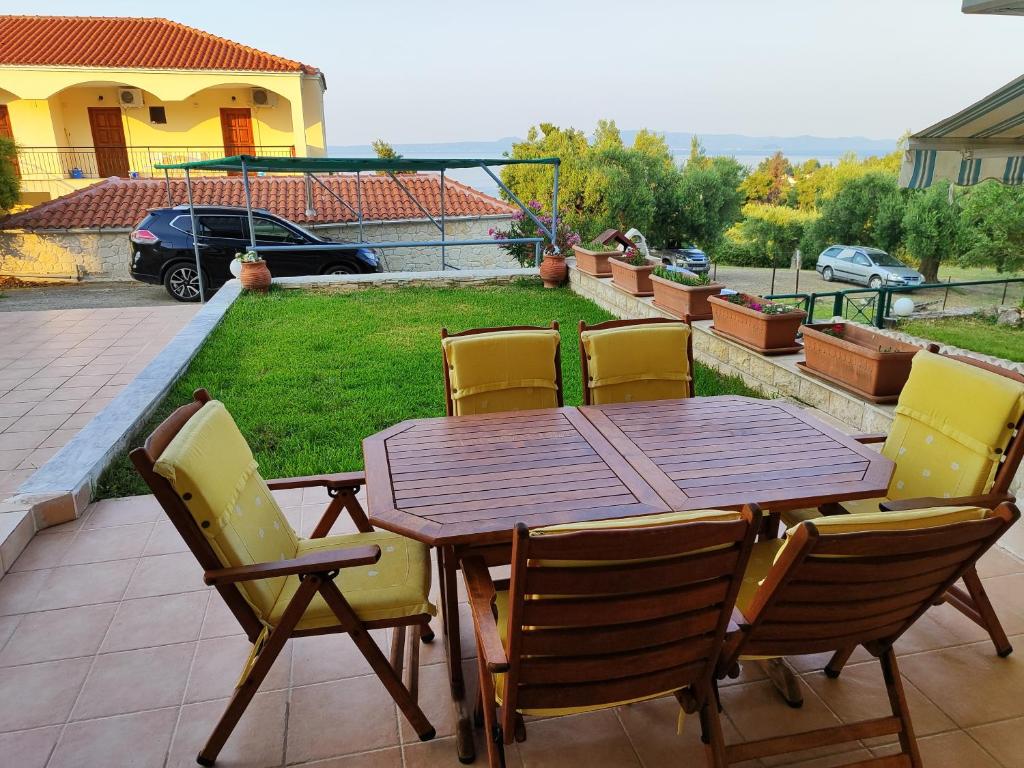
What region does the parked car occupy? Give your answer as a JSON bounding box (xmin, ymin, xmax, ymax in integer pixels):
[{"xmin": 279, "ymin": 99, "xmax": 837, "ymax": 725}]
[
  {"xmin": 816, "ymin": 245, "xmax": 925, "ymax": 289},
  {"xmin": 129, "ymin": 206, "xmax": 383, "ymax": 301},
  {"xmin": 661, "ymin": 245, "xmax": 710, "ymax": 275}
]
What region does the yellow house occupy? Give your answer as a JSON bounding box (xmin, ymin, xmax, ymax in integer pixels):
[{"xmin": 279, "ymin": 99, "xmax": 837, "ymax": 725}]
[{"xmin": 0, "ymin": 15, "xmax": 327, "ymax": 204}]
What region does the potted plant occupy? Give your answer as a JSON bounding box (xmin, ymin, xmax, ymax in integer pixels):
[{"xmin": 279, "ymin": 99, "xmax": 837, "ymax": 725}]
[
  {"xmin": 609, "ymin": 247, "xmax": 656, "ymax": 296},
  {"xmin": 708, "ymin": 293, "xmax": 806, "ymax": 354},
  {"xmin": 799, "ymin": 322, "xmax": 926, "ymax": 402},
  {"xmin": 235, "ymin": 250, "xmax": 271, "ymax": 293},
  {"xmin": 490, "ymin": 200, "xmax": 580, "ymax": 285},
  {"xmin": 650, "ymin": 267, "xmax": 724, "ymax": 321},
  {"xmin": 572, "ymin": 239, "xmax": 619, "ymax": 277},
  {"xmin": 539, "ymin": 250, "xmax": 569, "ymax": 288}
]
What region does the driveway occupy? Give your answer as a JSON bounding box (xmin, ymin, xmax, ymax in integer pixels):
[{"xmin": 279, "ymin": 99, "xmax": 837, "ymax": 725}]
[{"xmin": 0, "ymin": 281, "xmax": 176, "ymax": 311}]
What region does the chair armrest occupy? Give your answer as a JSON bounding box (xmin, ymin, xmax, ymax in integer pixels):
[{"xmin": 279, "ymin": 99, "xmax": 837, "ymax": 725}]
[
  {"xmin": 461, "ymin": 556, "xmax": 509, "ymax": 673},
  {"xmin": 853, "ymin": 433, "xmax": 887, "ymax": 444},
  {"xmin": 265, "ymin": 472, "xmax": 366, "ymax": 491},
  {"xmin": 204, "ymin": 545, "xmax": 380, "ymax": 586},
  {"xmin": 880, "ymin": 492, "xmax": 1014, "ymax": 512}
]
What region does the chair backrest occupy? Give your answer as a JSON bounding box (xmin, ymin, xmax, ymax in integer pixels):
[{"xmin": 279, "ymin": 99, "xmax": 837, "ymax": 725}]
[
  {"xmin": 578, "ymin": 318, "xmax": 695, "ymax": 405},
  {"xmin": 130, "ymin": 389, "xmax": 299, "ymax": 641},
  {"xmin": 440, "ymin": 323, "xmax": 563, "ymax": 416},
  {"xmin": 500, "ymin": 506, "xmax": 759, "ymax": 724},
  {"xmin": 882, "ymin": 352, "xmax": 1024, "ymax": 500},
  {"xmin": 728, "ymin": 504, "xmax": 1019, "ymax": 664}
]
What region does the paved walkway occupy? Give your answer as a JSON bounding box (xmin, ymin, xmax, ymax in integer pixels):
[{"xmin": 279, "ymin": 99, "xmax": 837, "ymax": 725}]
[
  {"xmin": 0, "ymin": 282, "xmax": 176, "ymax": 312},
  {"xmin": 0, "ymin": 306, "xmax": 198, "ymax": 498}
]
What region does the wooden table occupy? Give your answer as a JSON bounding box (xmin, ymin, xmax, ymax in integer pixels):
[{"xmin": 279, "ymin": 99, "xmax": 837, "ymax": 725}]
[{"xmin": 363, "ymin": 396, "xmax": 894, "ymax": 762}]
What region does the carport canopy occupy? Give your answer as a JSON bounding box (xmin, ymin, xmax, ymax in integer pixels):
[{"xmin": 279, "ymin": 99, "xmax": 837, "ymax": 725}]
[{"xmin": 153, "ymin": 155, "xmax": 558, "ymax": 172}]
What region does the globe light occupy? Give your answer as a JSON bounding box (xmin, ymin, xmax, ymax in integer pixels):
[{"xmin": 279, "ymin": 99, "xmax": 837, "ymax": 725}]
[
  {"xmin": 893, "ymin": 297, "xmax": 915, "ymax": 317},
  {"xmin": 229, "ymin": 258, "xmax": 242, "ymax": 278}
]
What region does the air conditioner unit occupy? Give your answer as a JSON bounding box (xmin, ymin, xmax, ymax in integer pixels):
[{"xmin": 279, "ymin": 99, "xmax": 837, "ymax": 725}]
[
  {"xmin": 118, "ymin": 88, "xmax": 144, "ymax": 107},
  {"xmin": 249, "ymin": 88, "xmax": 278, "ymax": 108}
]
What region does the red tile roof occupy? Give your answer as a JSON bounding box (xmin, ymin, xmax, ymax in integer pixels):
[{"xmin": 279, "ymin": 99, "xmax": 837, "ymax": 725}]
[
  {"xmin": 0, "ymin": 16, "xmax": 318, "ymax": 74},
  {"xmin": 0, "ymin": 176, "xmax": 515, "ymax": 231}
]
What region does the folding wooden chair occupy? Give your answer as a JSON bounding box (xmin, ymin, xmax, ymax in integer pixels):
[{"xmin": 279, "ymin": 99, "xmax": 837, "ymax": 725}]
[
  {"xmin": 781, "ymin": 351, "xmax": 1024, "ymax": 661},
  {"xmin": 721, "ymin": 504, "xmax": 1019, "ymax": 768},
  {"xmin": 578, "ymin": 317, "xmax": 695, "ymax": 405},
  {"xmin": 131, "ymin": 389, "xmax": 436, "ymax": 766},
  {"xmin": 440, "ymin": 322, "xmax": 563, "ymax": 416},
  {"xmin": 463, "ymin": 506, "xmax": 761, "ymax": 768}
]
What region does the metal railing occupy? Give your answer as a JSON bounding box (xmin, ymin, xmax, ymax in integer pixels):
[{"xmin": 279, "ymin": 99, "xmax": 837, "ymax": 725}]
[
  {"xmin": 766, "ymin": 277, "xmax": 1024, "ymax": 328},
  {"xmin": 14, "ymin": 145, "xmax": 296, "ymax": 180}
]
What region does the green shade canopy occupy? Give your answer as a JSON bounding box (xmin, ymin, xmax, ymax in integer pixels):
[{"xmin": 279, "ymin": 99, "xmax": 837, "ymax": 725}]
[{"xmin": 154, "ymin": 155, "xmax": 559, "ymax": 172}]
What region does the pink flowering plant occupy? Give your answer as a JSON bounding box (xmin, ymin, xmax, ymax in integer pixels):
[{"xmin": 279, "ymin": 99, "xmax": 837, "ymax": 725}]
[
  {"xmin": 489, "ymin": 200, "xmax": 581, "ymax": 267},
  {"xmin": 618, "ymin": 246, "xmax": 649, "ymax": 267},
  {"xmin": 725, "ymin": 293, "xmax": 801, "ymax": 316}
]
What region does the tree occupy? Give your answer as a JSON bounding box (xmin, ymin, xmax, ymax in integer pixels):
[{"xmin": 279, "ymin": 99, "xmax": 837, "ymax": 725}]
[
  {"xmin": 740, "ymin": 151, "xmax": 792, "ymax": 205},
  {"xmin": 800, "ymin": 171, "xmax": 905, "ymax": 258},
  {"xmin": 687, "ymin": 136, "xmax": 710, "ymax": 170},
  {"xmin": 673, "ymin": 158, "xmax": 745, "ymax": 252},
  {"xmin": 902, "ymin": 180, "xmax": 961, "ymax": 282},
  {"xmin": 958, "ymin": 182, "xmax": 1024, "ymax": 273},
  {"xmin": 592, "ymin": 119, "xmax": 623, "ymax": 152},
  {"xmin": 0, "ymin": 137, "xmax": 18, "ymax": 213},
  {"xmin": 371, "ymin": 139, "xmax": 413, "ymax": 174},
  {"xmin": 735, "ymin": 203, "xmax": 819, "ymax": 268}
]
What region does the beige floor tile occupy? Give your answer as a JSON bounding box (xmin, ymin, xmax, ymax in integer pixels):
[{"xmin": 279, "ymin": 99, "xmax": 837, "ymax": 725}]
[
  {"xmin": 0, "ymin": 569, "xmax": 52, "ymax": 615},
  {"xmin": 915, "ymin": 730, "xmax": 1003, "ymax": 768},
  {"xmin": 617, "ymin": 694, "xmax": 742, "ymax": 767},
  {"xmin": 981, "ymin": 573, "xmax": 1024, "ymax": 622},
  {"xmin": 782, "ymin": 748, "xmax": 875, "ymax": 767},
  {"xmin": 399, "ymin": 659, "xmax": 477, "ymax": 743},
  {"xmin": 0, "ymin": 725, "xmax": 61, "ymax": 768},
  {"xmin": 289, "ymin": 630, "xmax": 388, "ymax": 688},
  {"xmin": 899, "ymin": 637, "xmax": 1024, "ymax": 728},
  {"xmin": 287, "ymin": 675, "xmax": 401, "ymax": 764},
  {"xmin": 142, "ymin": 522, "xmax": 190, "ymax": 557},
  {"xmin": 516, "ymin": 709, "xmax": 641, "ymax": 767},
  {"xmin": 33, "ymin": 559, "xmax": 138, "ymax": 612},
  {"xmin": 0, "ymin": 603, "xmax": 117, "ymax": 667},
  {"xmin": 0, "ymin": 656, "xmax": 91, "ymax": 731},
  {"xmin": 101, "ymin": 591, "xmax": 208, "ymax": 653},
  {"xmin": 72, "ymin": 641, "xmax": 195, "ymax": 720},
  {"xmin": 123, "ymin": 552, "xmax": 205, "ymax": 599},
  {"xmin": 82, "ymin": 495, "xmax": 162, "ymax": 530},
  {"xmin": 5, "ymin": 414, "xmax": 69, "ymax": 433},
  {"xmin": 184, "ymin": 635, "xmax": 291, "ymax": 704},
  {"xmin": 785, "ymin": 649, "xmax": 871, "ymax": 674},
  {"xmin": 0, "ymin": 430, "xmax": 49, "ymax": 450},
  {"xmin": 0, "ymin": 614, "xmax": 20, "ymax": 649},
  {"xmin": 307, "ymin": 746, "xmax": 406, "ymax": 767},
  {"xmin": 9, "ymin": 531, "xmax": 76, "ymax": 572},
  {"xmin": 48, "ymin": 707, "xmax": 179, "ymax": 768},
  {"xmin": 968, "ymin": 715, "xmax": 1024, "ymax": 768},
  {"xmin": 60, "ymin": 523, "xmax": 152, "ymax": 566},
  {"xmin": 404, "ymin": 734, "xmax": 512, "ymax": 768},
  {"xmin": 169, "ymin": 690, "xmax": 288, "ymax": 768},
  {"xmin": 200, "ymin": 593, "xmax": 242, "ymax": 639},
  {"xmin": 978, "ymin": 548, "xmax": 1024, "ymax": 579}
]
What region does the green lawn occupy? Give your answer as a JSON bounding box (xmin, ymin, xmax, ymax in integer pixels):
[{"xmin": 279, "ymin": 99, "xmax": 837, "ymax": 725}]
[
  {"xmin": 96, "ymin": 282, "xmax": 763, "ymax": 499},
  {"xmin": 899, "ymin": 315, "xmax": 1024, "ymax": 363}
]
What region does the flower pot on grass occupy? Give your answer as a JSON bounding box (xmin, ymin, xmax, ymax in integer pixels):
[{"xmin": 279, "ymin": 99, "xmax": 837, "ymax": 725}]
[
  {"xmin": 609, "ymin": 248, "xmax": 656, "ymax": 297},
  {"xmin": 708, "ymin": 293, "xmax": 806, "ymax": 354},
  {"xmin": 539, "ymin": 252, "xmax": 568, "ymax": 288},
  {"xmin": 572, "ymin": 242, "xmax": 619, "ymax": 277},
  {"xmin": 650, "ymin": 268, "xmax": 724, "ymax": 321},
  {"xmin": 236, "ymin": 251, "xmax": 271, "ymax": 293},
  {"xmin": 799, "ymin": 322, "xmax": 925, "ymax": 402}
]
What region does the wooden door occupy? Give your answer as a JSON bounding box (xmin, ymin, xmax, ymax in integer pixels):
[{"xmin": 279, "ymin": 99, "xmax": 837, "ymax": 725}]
[
  {"xmin": 0, "ymin": 105, "xmax": 17, "ymax": 177},
  {"xmin": 220, "ymin": 108, "xmax": 255, "ymax": 156},
  {"xmin": 88, "ymin": 107, "xmax": 129, "ymax": 178}
]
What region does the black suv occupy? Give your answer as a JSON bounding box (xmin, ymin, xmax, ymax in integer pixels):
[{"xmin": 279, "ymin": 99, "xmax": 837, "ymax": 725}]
[{"xmin": 129, "ymin": 206, "xmax": 383, "ymax": 301}]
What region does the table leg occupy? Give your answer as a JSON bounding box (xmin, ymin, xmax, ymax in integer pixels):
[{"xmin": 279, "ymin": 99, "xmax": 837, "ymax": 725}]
[{"xmin": 438, "ymin": 546, "xmax": 476, "ymax": 763}]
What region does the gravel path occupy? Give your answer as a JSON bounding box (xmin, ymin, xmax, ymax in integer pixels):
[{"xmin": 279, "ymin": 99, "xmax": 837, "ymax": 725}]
[{"xmin": 0, "ymin": 281, "xmax": 178, "ymax": 311}]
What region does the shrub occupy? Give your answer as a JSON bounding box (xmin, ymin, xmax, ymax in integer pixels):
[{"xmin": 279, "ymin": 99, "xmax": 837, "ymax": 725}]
[{"xmin": 653, "ymin": 266, "xmax": 710, "ymax": 286}]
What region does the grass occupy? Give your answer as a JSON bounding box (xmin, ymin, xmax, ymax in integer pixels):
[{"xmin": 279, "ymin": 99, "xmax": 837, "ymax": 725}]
[
  {"xmin": 96, "ymin": 282, "xmax": 763, "ymax": 499},
  {"xmin": 899, "ymin": 315, "xmax": 1024, "ymax": 363}
]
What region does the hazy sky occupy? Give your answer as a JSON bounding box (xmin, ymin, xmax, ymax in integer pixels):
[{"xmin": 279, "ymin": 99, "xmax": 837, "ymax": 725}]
[{"xmin": 6, "ymin": 0, "xmax": 1023, "ymax": 144}]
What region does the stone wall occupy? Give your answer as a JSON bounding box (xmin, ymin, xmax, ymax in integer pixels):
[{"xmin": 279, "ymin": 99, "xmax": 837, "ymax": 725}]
[{"xmin": 0, "ymin": 214, "xmax": 516, "ymax": 281}]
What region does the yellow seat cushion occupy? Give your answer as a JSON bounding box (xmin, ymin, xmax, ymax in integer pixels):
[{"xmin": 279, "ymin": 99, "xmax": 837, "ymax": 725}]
[
  {"xmin": 581, "ymin": 323, "xmax": 692, "ymax": 405},
  {"xmin": 780, "ymin": 497, "xmax": 887, "ymax": 528},
  {"xmin": 270, "ymin": 530, "xmax": 435, "ymax": 631},
  {"xmin": 442, "ymin": 329, "xmax": 560, "ymax": 416}
]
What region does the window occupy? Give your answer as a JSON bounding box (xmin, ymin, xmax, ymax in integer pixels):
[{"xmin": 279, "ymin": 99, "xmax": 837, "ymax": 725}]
[
  {"xmin": 821, "ymin": 246, "xmax": 843, "ymax": 259},
  {"xmin": 852, "ymin": 253, "xmax": 872, "ymax": 267},
  {"xmin": 148, "ymin": 106, "xmax": 167, "ymax": 124},
  {"xmin": 252, "ymin": 218, "xmax": 301, "ymax": 243},
  {"xmin": 197, "ymin": 216, "xmax": 245, "ymax": 239},
  {"xmin": 836, "ymin": 249, "xmax": 856, "ymax": 262}
]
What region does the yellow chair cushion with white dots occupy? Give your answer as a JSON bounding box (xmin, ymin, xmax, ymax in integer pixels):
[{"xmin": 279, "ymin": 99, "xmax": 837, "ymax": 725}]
[
  {"xmin": 581, "ymin": 323, "xmax": 691, "ymax": 405},
  {"xmin": 153, "ymin": 400, "xmax": 300, "ymax": 621},
  {"xmin": 883, "ymin": 352, "xmax": 1024, "ymax": 501},
  {"xmin": 269, "ymin": 530, "xmax": 436, "ymax": 630},
  {"xmin": 442, "ymin": 329, "xmax": 560, "ymax": 416}
]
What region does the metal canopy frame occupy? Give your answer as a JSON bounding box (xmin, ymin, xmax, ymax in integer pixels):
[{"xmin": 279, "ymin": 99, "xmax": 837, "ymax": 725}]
[{"xmin": 157, "ymin": 155, "xmax": 560, "ymax": 301}]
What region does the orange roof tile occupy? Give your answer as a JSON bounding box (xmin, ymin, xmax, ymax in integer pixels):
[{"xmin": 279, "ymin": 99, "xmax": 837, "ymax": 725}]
[
  {"xmin": 0, "ymin": 176, "xmax": 514, "ymax": 231},
  {"xmin": 0, "ymin": 16, "xmax": 318, "ymax": 74}
]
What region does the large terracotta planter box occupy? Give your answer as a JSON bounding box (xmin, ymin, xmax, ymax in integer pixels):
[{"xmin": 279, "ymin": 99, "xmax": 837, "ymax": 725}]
[
  {"xmin": 800, "ymin": 323, "xmax": 924, "ymax": 402},
  {"xmin": 573, "ymin": 245, "xmax": 618, "ymax": 277},
  {"xmin": 609, "ymin": 257, "xmax": 656, "ymax": 296},
  {"xmin": 708, "ymin": 293, "xmax": 806, "ymax": 354},
  {"xmin": 651, "ymin": 275, "xmax": 724, "ymax": 321}
]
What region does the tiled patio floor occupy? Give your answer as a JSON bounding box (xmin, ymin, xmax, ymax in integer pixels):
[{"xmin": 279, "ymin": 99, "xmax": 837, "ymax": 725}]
[
  {"xmin": 0, "ymin": 306, "xmax": 198, "ymax": 497},
  {"xmin": 0, "ymin": 490, "xmax": 1023, "ymax": 767}
]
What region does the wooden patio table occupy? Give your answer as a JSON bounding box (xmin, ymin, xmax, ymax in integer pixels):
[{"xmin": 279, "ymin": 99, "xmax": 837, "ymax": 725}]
[{"xmin": 363, "ymin": 395, "xmax": 894, "ymax": 762}]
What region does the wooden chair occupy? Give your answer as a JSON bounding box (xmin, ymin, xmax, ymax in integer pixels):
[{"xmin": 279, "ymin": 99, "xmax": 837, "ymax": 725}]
[
  {"xmin": 463, "ymin": 506, "xmax": 761, "ymax": 768},
  {"xmin": 781, "ymin": 351, "xmax": 1024, "ymax": 662},
  {"xmin": 440, "ymin": 322, "xmax": 563, "ymax": 416},
  {"xmin": 130, "ymin": 389, "xmax": 436, "ymax": 766},
  {"xmin": 720, "ymin": 503, "xmax": 1020, "ymax": 768},
  {"xmin": 578, "ymin": 317, "xmax": 695, "ymax": 405}
]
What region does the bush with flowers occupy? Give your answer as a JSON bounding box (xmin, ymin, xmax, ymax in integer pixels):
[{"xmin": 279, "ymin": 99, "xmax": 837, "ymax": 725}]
[{"xmin": 489, "ymin": 200, "xmax": 581, "ymax": 267}]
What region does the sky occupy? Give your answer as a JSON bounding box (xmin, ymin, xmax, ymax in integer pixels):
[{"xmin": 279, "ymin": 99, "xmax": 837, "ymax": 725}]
[{"xmin": 6, "ymin": 0, "xmax": 1024, "ymax": 145}]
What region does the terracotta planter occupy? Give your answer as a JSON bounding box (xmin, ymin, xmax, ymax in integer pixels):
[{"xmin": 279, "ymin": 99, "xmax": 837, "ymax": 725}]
[
  {"xmin": 572, "ymin": 245, "xmax": 617, "ymax": 277},
  {"xmin": 539, "ymin": 253, "xmax": 568, "ymax": 288},
  {"xmin": 609, "ymin": 257, "xmax": 656, "ymax": 297},
  {"xmin": 708, "ymin": 293, "xmax": 806, "ymax": 353},
  {"xmin": 800, "ymin": 323, "xmax": 923, "ymax": 401},
  {"xmin": 651, "ymin": 275, "xmax": 724, "ymax": 321},
  {"xmin": 239, "ymin": 260, "xmax": 272, "ymax": 293}
]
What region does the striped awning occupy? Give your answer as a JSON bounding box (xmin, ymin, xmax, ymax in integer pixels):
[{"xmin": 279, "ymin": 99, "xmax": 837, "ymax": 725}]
[{"xmin": 900, "ymin": 73, "xmax": 1024, "ymax": 188}]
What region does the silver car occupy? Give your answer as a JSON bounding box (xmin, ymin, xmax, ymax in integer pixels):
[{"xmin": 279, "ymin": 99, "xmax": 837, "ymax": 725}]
[{"xmin": 816, "ymin": 245, "xmax": 925, "ymax": 289}]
